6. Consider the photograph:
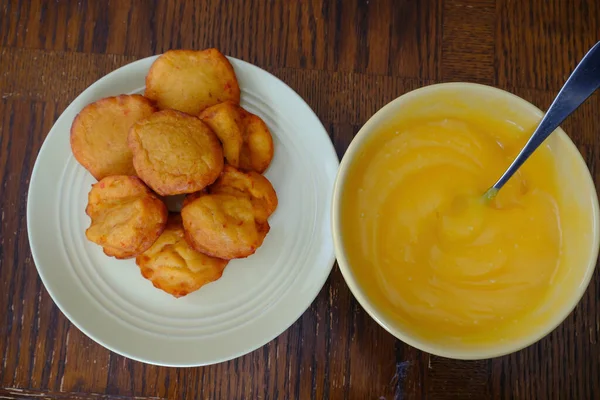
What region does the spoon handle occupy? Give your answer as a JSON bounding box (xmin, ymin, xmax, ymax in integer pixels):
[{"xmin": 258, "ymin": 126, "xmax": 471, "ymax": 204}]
[{"xmin": 491, "ymin": 41, "xmax": 600, "ymax": 191}]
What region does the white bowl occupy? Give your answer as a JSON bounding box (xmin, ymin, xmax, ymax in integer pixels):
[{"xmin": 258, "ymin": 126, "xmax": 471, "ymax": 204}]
[{"xmin": 332, "ymin": 83, "xmax": 600, "ymax": 359}]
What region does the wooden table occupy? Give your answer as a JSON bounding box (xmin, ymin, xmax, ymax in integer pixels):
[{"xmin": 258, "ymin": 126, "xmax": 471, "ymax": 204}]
[{"xmin": 1, "ymin": 1, "xmax": 599, "ymax": 399}]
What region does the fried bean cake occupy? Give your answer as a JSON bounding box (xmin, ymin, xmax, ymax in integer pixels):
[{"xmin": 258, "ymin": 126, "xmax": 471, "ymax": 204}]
[
  {"xmin": 70, "ymin": 94, "xmax": 156, "ymax": 180},
  {"xmin": 145, "ymin": 49, "xmax": 241, "ymax": 115},
  {"xmin": 136, "ymin": 214, "xmax": 229, "ymax": 298},
  {"xmin": 85, "ymin": 176, "xmax": 168, "ymax": 259},
  {"xmin": 128, "ymin": 110, "xmax": 224, "ymax": 196},
  {"xmin": 208, "ymin": 165, "xmax": 278, "ymax": 222},
  {"xmin": 199, "ymin": 101, "xmax": 274, "ymax": 173},
  {"xmin": 181, "ymin": 193, "xmax": 270, "ymax": 260}
]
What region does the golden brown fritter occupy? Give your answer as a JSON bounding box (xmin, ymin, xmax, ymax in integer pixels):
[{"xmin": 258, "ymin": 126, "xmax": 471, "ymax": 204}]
[
  {"xmin": 181, "ymin": 193, "xmax": 270, "ymax": 260},
  {"xmin": 136, "ymin": 214, "xmax": 229, "ymax": 298},
  {"xmin": 199, "ymin": 102, "xmax": 274, "ymax": 173},
  {"xmin": 145, "ymin": 49, "xmax": 241, "ymax": 115},
  {"xmin": 239, "ymin": 110, "xmax": 274, "ymax": 173},
  {"xmin": 208, "ymin": 165, "xmax": 278, "ymax": 222},
  {"xmin": 128, "ymin": 110, "xmax": 224, "ymax": 196},
  {"xmin": 199, "ymin": 102, "xmax": 244, "ymax": 168},
  {"xmin": 70, "ymin": 94, "xmax": 156, "ymax": 180},
  {"xmin": 85, "ymin": 176, "xmax": 168, "ymax": 259}
]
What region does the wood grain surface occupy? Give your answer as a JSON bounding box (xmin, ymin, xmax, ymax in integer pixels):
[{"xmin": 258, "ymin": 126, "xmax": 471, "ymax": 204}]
[{"xmin": 1, "ymin": 0, "xmax": 599, "ymax": 399}]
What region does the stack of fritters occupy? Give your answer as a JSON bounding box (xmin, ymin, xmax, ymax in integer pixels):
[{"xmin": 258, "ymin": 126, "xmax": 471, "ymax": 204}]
[{"xmin": 70, "ymin": 48, "xmax": 278, "ymax": 298}]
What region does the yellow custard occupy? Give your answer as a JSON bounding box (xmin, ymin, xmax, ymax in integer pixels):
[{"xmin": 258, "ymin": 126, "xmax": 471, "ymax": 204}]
[{"xmin": 341, "ymin": 114, "xmax": 570, "ymax": 344}]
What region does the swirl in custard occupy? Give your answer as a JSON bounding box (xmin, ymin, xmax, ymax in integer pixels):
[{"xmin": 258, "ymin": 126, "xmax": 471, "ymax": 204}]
[{"xmin": 342, "ymin": 118, "xmax": 562, "ymax": 342}]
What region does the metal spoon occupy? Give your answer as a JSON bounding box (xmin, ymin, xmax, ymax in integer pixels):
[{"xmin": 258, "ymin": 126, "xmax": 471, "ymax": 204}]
[{"xmin": 483, "ymin": 41, "xmax": 600, "ymax": 201}]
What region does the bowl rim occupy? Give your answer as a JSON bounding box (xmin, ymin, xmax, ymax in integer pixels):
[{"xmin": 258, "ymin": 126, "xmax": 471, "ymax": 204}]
[{"xmin": 331, "ymin": 82, "xmax": 600, "ymax": 360}]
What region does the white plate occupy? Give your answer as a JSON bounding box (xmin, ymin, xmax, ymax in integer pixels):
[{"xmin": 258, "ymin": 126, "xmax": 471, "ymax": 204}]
[{"xmin": 27, "ymin": 56, "xmax": 339, "ymax": 367}]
